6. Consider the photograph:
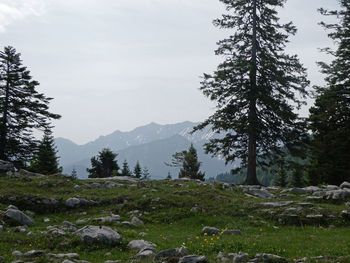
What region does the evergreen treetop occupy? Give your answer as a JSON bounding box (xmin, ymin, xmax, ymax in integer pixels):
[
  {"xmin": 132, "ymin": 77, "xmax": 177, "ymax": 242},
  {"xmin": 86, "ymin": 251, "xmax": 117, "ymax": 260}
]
[{"xmin": 87, "ymin": 148, "xmax": 119, "ymax": 178}]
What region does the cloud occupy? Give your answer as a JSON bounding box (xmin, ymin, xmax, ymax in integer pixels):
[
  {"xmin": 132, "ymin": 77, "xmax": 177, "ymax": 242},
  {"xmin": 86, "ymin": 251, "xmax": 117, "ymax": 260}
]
[{"xmin": 0, "ymin": 0, "xmax": 47, "ymax": 32}]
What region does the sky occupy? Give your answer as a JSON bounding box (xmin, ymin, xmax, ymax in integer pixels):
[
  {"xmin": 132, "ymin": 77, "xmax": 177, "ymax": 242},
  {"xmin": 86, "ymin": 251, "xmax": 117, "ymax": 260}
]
[{"xmin": 0, "ymin": 0, "xmax": 339, "ymax": 144}]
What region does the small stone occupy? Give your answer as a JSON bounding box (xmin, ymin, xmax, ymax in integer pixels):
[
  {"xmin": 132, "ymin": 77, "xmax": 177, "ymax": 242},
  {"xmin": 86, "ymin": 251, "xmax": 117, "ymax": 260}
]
[
  {"xmin": 131, "ymin": 216, "xmax": 144, "ymax": 226},
  {"xmin": 12, "ymin": 251, "xmax": 23, "ymax": 257},
  {"xmin": 43, "ymin": 218, "xmax": 50, "ymax": 223},
  {"xmin": 224, "ymin": 229, "xmax": 241, "ymax": 235},
  {"xmin": 22, "ymin": 250, "xmax": 45, "ymax": 258},
  {"xmin": 127, "ymin": 240, "xmax": 156, "ymax": 252},
  {"xmin": 179, "ymin": 255, "xmax": 209, "ymax": 263},
  {"xmin": 0, "ymin": 225, "xmax": 3, "ymax": 233},
  {"xmin": 202, "ymin": 226, "xmax": 220, "ymax": 235}
]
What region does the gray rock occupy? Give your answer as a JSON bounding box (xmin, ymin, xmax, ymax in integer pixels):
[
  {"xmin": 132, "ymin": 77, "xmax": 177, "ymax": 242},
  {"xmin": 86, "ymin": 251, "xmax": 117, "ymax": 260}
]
[
  {"xmin": 127, "ymin": 239, "xmax": 156, "ymax": 251},
  {"xmin": 341, "ymin": 210, "xmax": 350, "ymax": 218},
  {"xmin": 340, "ymin": 182, "xmax": 350, "ymax": 189},
  {"xmin": 202, "ymin": 226, "xmax": 220, "ymax": 235},
  {"xmin": 325, "ymin": 189, "xmax": 350, "ymax": 200},
  {"xmin": 12, "ymin": 251, "xmax": 23, "ymax": 257},
  {"xmin": 66, "ymin": 198, "xmax": 81, "ymax": 208},
  {"xmin": 121, "ymin": 221, "xmax": 132, "ymax": 227},
  {"xmin": 0, "ymin": 159, "xmax": 14, "ymax": 172},
  {"xmin": 47, "ymin": 227, "xmax": 66, "ymax": 236},
  {"xmin": 75, "ymin": 226, "xmax": 122, "ymax": 246},
  {"xmin": 323, "ymin": 185, "xmax": 339, "ymax": 191},
  {"xmin": 179, "ymin": 255, "xmax": 209, "ymax": 263},
  {"xmin": 76, "ymin": 218, "xmax": 90, "ymax": 224},
  {"xmin": 0, "ymin": 255, "xmax": 4, "ymax": 263},
  {"xmin": 302, "ymin": 186, "xmax": 321, "ymax": 193},
  {"xmin": 246, "ymin": 189, "xmax": 276, "ymax": 199},
  {"xmin": 0, "ymin": 225, "xmax": 3, "ymax": 233},
  {"xmin": 47, "ymin": 253, "xmax": 79, "ymax": 259},
  {"xmin": 7, "ymin": 205, "xmax": 19, "ymax": 210},
  {"xmin": 93, "ymin": 214, "xmax": 120, "ymax": 223},
  {"xmin": 131, "ymin": 216, "xmax": 144, "ymax": 226},
  {"xmin": 135, "ymin": 247, "xmax": 156, "ymax": 259},
  {"xmin": 5, "ymin": 209, "xmax": 34, "ymax": 226},
  {"xmin": 105, "ymin": 261, "xmax": 121, "ymax": 263},
  {"xmin": 298, "ymin": 202, "xmax": 314, "ymax": 207},
  {"xmin": 155, "ymin": 247, "xmax": 189, "ymax": 259},
  {"xmin": 62, "ymin": 260, "xmax": 75, "ymax": 263},
  {"xmin": 233, "ymin": 252, "xmax": 249, "ymax": 263},
  {"xmin": 104, "ymin": 182, "xmax": 123, "ymax": 188},
  {"xmin": 62, "ymin": 221, "xmax": 78, "ymax": 232},
  {"xmin": 19, "ymin": 169, "xmax": 45, "ymax": 178},
  {"xmin": 42, "ymin": 198, "xmax": 58, "ymax": 206},
  {"xmin": 261, "ymin": 201, "xmax": 294, "ymax": 208},
  {"xmin": 22, "ymin": 250, "xmax": 45, "ymax": 258},
  {"xmin": 254, "ymin": 253, "xmax": 287, "ymax": 263}
]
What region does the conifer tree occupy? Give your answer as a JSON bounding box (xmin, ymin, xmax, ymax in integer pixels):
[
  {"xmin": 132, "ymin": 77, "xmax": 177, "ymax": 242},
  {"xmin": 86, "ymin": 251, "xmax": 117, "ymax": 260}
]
[
  {"xmin": 178, "ymin": 144, "xmax": 205, "ymax": 181},
  {"xmin": 274, "ymin": 165, "xmax": 288, "ymax": 187},
  {"xmin": 29, "ymin": 129, "xmax": 61, "ymax": 175},
  {"xmin": 133, "ymin": 161, "xmax": 142, "ymax": 179},
  {"xmin": 308, "ymin": 1, "xmax": 350, "ymax": 185},
  {"xmin": 142, "ymin": 167, "xmax": 150, "ymax": 180},
  {"xmin": 87, "ymin": 148, "xmax": 119, "ymax": 178},
  {"xmin": 0, "ymin": 46, "xmax": 60, "ymax": 165},
  {"xmin": 290, "ymin": 165, "xmax": 305, "ymax": 187},
  {"xmin": 71, "ymin": 168, "xmax": 78, "ymax": 179},
  {"xmin": 121, "ymin": 160, "xmax": 132, "ymax": 177},
  {"xmin": 194, "ymin": 0, "xmax": 309, "ymax": 185}
]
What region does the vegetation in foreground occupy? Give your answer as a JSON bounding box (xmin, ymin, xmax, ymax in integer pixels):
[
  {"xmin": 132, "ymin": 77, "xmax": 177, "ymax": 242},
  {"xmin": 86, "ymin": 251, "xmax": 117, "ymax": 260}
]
[{"xmin": 1, "ymin": 174, "xmax": 350, "ymax": 263}]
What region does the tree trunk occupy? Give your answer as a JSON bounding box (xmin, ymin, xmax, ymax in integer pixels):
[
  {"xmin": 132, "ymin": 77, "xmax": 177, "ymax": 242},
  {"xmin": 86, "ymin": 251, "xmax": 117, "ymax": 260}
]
[
  {"xmin": 0, "ymin": 62, "xmax": 10, "ymax": 160},
  {"xmin": 245, "ymin": 0, "xmax": 260, "ymax": 185}
]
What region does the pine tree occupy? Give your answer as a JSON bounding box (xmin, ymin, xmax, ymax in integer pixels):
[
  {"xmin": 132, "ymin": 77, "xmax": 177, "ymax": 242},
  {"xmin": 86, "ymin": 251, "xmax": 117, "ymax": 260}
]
[
  {"xmin": 177, "ymin": 144, "xmax": 205, "ymax": 181},
  {"xmin": 166, "ymin": 172, "xmax": 172, "ymax": 180},
  {"xmin": 274, "ymin": 165, "xmax": 288, "ymax": 187},
  {"xmin": 133, "ymin": 161, "xmax": 142, "ymax": 179},
  {"xmin": 87, "ymin": 148, "xmax": 119, "ymax": 178},
  {"xmin": 71, "ymin": 168, "xmax": 78, "ymax": 179},
  {"xmin": 308, "ymin": 1, "xmax": 350, "ymax": 185},
  {"xmin": 290, "ymin": 165, "xmax": 305, "ymax": 187},
  {"xmin": 121, "ymin": 160, "xmax": 132, "ymax": 177},
  {"xmin": 193, "ymin": 0, "xmax": 309, "ymax": 185},
  {"xmin": 29, "ymin": 129, "xmax": 61, "ymax": 175},
  {"xmin": 142, "ymin": 167, "xmax": 150, "ymax": 180},
  {"xmin": 0, "ymin": 46, "xmax": 60, "ymax": 165}
]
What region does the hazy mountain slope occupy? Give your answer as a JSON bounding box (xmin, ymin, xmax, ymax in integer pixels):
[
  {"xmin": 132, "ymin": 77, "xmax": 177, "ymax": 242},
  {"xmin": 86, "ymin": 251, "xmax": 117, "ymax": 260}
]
[{"xmin": 64, "ymin": 135, "xmax": 231, "ymax": 179}]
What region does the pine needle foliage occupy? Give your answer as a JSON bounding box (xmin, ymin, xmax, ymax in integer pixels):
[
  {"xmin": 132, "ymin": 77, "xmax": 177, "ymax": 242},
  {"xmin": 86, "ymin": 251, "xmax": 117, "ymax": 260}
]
[
  {"xmin": 0, "ymin": 46, "xmax": 60, "ymax": 165},
  {"xmin": 87, "ymin": 148, "xmax": 119, "ymax": 178},
  {"xmin": 308, "ymin": 0, "xmax": 350, "ymax": 185},
  {"xmin": 193, "ymin": 0, "xmax": 309, "ymax": 185}
]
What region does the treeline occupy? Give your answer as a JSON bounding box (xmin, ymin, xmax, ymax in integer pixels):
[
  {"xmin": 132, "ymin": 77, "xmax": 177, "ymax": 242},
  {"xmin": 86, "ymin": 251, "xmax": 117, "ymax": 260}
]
[{"xmin": 86, "ymin": 148, "xmax": 150, "ymax": 180}]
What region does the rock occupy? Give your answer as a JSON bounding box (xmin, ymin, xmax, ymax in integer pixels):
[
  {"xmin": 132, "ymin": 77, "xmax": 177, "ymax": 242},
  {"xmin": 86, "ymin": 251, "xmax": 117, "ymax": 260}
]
[
  {"xmin": 75, "ymin": 226, "xmax": 122, "ymax": 246},
  {"xmin": 47, "ymin": 227, "xmax": 66, "ymax": 236},
  {"xmin": 131, "ymin": 216, "xmax": 144, "ymax": 226},
  {"xmin": 127, "ymin": 240, "xmax": 156, "ymax": 251},
  {"xmin": 224, "ymin": 229, "xmax": 241, "ymax": 235},
  {"xmin": 18, "ymin": 169, "xmax": 45, "ymax": 178},
  {"xmin": 66, "ymin": 198, "xmax": 81, "ymax": 208},
  {"xmin": 340, "ymin": 182, "xmax": 350, "ymax": 189},
  {"xmin": 62, "ymin": 260, "xmax": 75, "ymax": 263},
  {"xmin": 261, "ymin": 201, "xmax": 294, "ymax": 208},
  {"xmin": 135, "ymin": 247, "xmax": 156, "ymax": 259},
  {"xmin": 233, "ymin": 252, "xmax": 249, "ymax": 263},
  {"xmin": 0, "ymin": 256, "xmax": 4, "ymax": 262},
  {"xmin": 0, "ymin": 225, "xmax": 3, "ymax": 233},
  {"xmin": 5, "ymin": 209, "xmax": 34, "ymax": 226},
  {"xmin": 298, "ymin": 202, "xmax": 314, "ymax": 207},
  {"xmin": 325, "ymin": 189, "xmax": 350, "ymax": 200},
  {"xmin": 7, "ymin": 205, "xmax": 19, "ymax": 210},
  {"xmin": 16, "ymin": 226, "xmax": 28, "ymax": 233},
  {"xmin": 104, "ymin": 181, "xmax": 123, "ymax": 188},
  {"xmin": 139, "ymin": 232, "xmax": 147, "ymax": 237},
  {"xmin": 62, "ymin": 221, "xmax": 78, "ymax": 232},
  {"xmin": 22, "ymin": 250, "xmax": 45, "ymax": 258},
  {"xmin": 254, "ymin": 253, "xmax": 287, "ymax": 263},
  {"xmin": 47, "ymin": 253, "xmax": 80, "ymax": 259},
  {"xmin": 43, "ymin": 218, "xmax": 50, "ymax": 223},
  {"xmin": 323, "ymin": 185, "xmax": 339, "ymax": 191},
  {"xmin": 155, "ymin": 247, "xmax": 189, "ymax": 260},
  {"xmin": 105, "ymin": 261, "xmax": 121, "ymax": 263},
  {"xmin": 302, "ymin": 186, "xmax": 321, "ymax": 193},
  {"xmin": 306, "ymin": 214, "xmax": 323, "ymax": 219},
  {"xmin": 76, "ymin": 218, "xmax": 90, "ymax": 224},
  {"xmin": 74, "ymin": 185, "xmax": 81, "ymax": 190},
  {"xmin": 121, "ymin": 221, "xmax": 132, "ymax": 227},
  {"xmin": 202, "ymin": 226, "xmax": 220, "ymax": 235},
  {"xmin": 42, "ymin": 198, "xmax": 58, "ymax": 206},
  {"xmin": 246, "ymin": 189, "xmax": 276, "ymax": 199},
  {"xmin": 12, "ymin": 251, "xmax": 23, "ymax": 257},
  {"xmin": 0, "ymin": 159, "xmax": 14, "ymax": 172},
  {"xmin": 178, "ymin": 255, "xmax": 209, "ymax": 263}
]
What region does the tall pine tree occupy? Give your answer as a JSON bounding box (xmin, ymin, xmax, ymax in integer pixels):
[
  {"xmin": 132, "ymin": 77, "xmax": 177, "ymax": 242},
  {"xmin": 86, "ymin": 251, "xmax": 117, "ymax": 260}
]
[
  {"xmin": 178, "ymin": 144, "xmax": 205, "ymax": 181},
  {"xmin": 194, "ymin": 0, "xmax": 309, "ymax": 184},
  {"xmin": 121, "ymin": 160, "xmax": 132, "ymax": 177},
  {"xmin": 29, "ymin": 129, "xmax": 61, "ymax": 175},
  {"xmin": 0, "ymin": 46, "xmax": 60, "ymax": 165},
  {"xmin": 308, "ymin": 1, "xmax": 350, "ymax": 185}
]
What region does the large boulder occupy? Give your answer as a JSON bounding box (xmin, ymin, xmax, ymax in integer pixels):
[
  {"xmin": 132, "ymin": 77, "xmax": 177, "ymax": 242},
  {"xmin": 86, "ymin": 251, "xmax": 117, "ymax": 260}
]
[
  {"xmin": 18, "ymin": 169, "xmax": 45, "ymax": 178},
  {"xmin": 5, "ymin": 208, "xmax": 34, "ymax": 226},
  {"xmin": 325, "ymin": 189, "xmax": 350, "ymax": 201},
  {"xmin": 75, "ymin": 226, "xmax": 122, "ymax": 246},
  {"xmin": 340, "ymin": 182, "xmax": 350, "ymax": 189},
  {"xmin": 0, "ymin": 160, "xmax": 14, "ymax": 172}
]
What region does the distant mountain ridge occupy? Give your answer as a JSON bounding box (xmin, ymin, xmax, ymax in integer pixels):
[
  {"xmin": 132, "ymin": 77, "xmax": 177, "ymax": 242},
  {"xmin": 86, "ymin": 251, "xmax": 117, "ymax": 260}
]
[{"xmin": 55, "ymin": 121, "xmax": 235, "ymax": 179}]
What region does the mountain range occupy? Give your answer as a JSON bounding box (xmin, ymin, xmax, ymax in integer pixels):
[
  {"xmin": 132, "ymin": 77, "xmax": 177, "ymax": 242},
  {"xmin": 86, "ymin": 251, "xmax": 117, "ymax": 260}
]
[{"xmin": 55, "ymin": 121, "xmax": 237, "ymax": 179}]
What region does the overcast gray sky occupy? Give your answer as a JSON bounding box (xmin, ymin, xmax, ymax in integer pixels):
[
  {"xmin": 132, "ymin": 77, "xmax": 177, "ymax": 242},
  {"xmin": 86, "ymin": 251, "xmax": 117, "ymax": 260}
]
[{"xmin": 0, "ymin": 0, "xmax": 339, "ymax": 144}]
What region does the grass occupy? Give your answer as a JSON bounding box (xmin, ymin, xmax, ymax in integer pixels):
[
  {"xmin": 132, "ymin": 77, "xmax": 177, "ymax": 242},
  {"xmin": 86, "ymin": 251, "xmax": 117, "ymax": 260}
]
[{"xmin": 0, "ymin": 175, "xmax": 350, "ymax": 262}]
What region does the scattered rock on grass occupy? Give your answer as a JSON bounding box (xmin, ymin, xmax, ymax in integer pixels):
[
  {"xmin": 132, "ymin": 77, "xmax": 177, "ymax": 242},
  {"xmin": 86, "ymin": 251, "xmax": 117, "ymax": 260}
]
[
  {"xmin": 155, "ymin": 247, "xmax": 189, "ymax": 260},
  {"xmin": 75, "ymin": 226, "xmax": 122, "ymax": 246},
  {"xmin": 5, "ymin": 208, "xmax": 34, "ymax": 226},
  {"xmin": 246, "ymin": 189, "xmax": 276, "ymax": 199},
  {"xmin": 131, "ymin": 216, "xmax": 144, "ymax": 226},
  {"xmin": 254, "ymin": 253, "xmax": 287, "ymax": 263},
  {"xmin": 178, "ymin": 255, "xmax": 209, "ymax": 263},
  {"xmin": 127, "ymin": 239, "xmax": 156, "ymax": 252},
  {"xmin": 202, "ymin": 226, "xmax": 220, "ymax": 235}
]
